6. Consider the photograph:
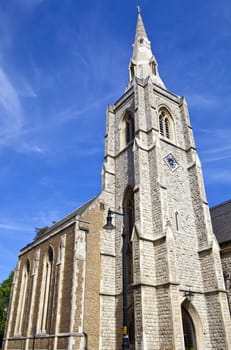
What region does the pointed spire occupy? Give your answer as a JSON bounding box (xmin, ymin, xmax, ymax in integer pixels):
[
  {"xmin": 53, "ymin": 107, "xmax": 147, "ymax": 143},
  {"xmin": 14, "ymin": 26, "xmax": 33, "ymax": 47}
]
[
  {"xmin": 127, "ymin": 8, "xmax": 166, "ymax": 89},
  {"xmin": 135, "ymin": 7, "xmax": 148, "ymax": 42}
]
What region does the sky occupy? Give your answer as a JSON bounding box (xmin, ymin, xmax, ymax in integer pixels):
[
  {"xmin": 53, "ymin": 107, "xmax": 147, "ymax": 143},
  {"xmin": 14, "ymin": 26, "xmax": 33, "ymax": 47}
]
[{"xmin": 0, "ymin": 0, "xmax": 231, "ymax": 282}]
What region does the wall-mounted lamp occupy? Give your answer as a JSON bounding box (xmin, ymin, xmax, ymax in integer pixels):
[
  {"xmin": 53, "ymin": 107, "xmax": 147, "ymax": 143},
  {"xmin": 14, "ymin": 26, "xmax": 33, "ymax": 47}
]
[
  {"xmin": 103, "ymin": 209, "xmax": 115, "ymax": 230},
  {"xmin": 184, "ymin": 289, "xmax": 194, "ymax": 302}
]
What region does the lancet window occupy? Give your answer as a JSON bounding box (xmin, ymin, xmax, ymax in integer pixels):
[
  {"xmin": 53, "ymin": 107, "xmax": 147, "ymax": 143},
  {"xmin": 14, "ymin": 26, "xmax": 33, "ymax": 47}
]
[
  {"xmin": 126, "ymin": 113, "xmax": 135, "ymax": 144},
  {"xmin": 150, "ymin": 60, "xmax": 157, "ymax": 75},
  {"xmin": 182, "ymin": 307, "xmax": 197, "ymax": 350},
  {"xmin": 15, "ymin": 259, "xmax": 30, "ymax": 335},
  {"xmin": 120, "ymin": 111, "xmax": 135, "ymax": 149},
  {"xmin": 130, "ymin": 63, "xmax": 135, "ymax": 79},
  {"xmin": 159, "ymin": 108, "xmax": 174, "ymax": 141},
  {"xmin": 38, "ymin": 246, "xmax": 54, "ymax": 333}
]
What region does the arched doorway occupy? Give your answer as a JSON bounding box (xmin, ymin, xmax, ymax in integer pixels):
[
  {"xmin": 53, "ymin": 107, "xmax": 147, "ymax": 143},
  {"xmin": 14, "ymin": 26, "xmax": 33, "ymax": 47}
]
[{"xmin": 182, "ymin": 307, "xmax": 197, "ymax": 350}]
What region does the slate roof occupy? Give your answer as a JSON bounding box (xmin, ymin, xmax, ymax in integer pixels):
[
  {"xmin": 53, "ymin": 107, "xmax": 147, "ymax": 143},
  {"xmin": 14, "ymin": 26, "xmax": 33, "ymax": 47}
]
[{"xmin": 210, "ymin": 200, "xmax": 231, "ymax": 244}]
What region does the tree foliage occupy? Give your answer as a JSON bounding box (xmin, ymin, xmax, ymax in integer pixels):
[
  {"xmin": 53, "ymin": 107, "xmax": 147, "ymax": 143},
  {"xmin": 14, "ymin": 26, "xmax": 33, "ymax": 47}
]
[
  {"xmin": 0, "ymin": 271, "xmax": 13, "ymax": 347},
  {"xmin": 34, "ymin": 226, "xmax": 49, "ymax": 240}
]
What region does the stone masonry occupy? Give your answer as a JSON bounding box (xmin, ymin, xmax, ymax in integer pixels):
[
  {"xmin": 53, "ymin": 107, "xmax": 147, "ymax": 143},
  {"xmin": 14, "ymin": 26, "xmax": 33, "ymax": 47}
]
[{"xmin": 3, "ymin": 10, "xmax": 231, "ymax": 350}]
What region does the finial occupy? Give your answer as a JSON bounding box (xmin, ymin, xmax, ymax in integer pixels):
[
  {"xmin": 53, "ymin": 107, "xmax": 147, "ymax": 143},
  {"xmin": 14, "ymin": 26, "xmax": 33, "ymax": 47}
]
[{"xmin": 137, "ymin": 5, "xmax": 141, "ymax": 14}]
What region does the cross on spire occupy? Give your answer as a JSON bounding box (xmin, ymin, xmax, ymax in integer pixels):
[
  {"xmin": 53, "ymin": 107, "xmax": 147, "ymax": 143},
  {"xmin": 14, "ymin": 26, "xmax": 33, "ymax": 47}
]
[{"xmin": 137, "ymin": 5, "xmax": 141, "ymax": 14}]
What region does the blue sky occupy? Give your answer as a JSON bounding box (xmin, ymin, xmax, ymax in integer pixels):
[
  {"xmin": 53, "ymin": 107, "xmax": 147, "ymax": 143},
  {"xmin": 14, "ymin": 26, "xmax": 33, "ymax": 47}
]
[{"xmin": 0, "ymin": 0, "xmax": 231, "ymax": 282}]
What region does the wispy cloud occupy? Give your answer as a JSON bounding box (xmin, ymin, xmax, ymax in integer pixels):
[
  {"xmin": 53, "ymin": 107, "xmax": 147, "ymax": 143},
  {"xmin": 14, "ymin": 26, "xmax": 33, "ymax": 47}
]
[
  {"xmin": 202, "ymin": 154, "xmax": 231, "ymax": 163},
  {"xmin": 19, "ymin": 78, "xmax": 37, "ymax": 98},
  {"xmin": 0, "ymin": 222, "xmax": 32, "ymax": 232},
  {"xmin": 199, "ymin": 128, "xmax": 231, "ymax": 163},
  {"xmin": 187, "ymin": 93, "xmax": 218, "ymax": 109},
  {"xmin": 204, "ymin": 170, "xmax": 231, "ymax": 185},
  {"xmin": 0, "ymin": 67, "xmax": 24, "ymax": 143},
  {"xmin": 198, "ymin": 128, "xmax": 231, "ymax": 186},
  {"xmin": 19, "ymin": 143, "xmax": 45, "ymax": 154},
  {"xmin": 71, "ymin": 146, "xmax": 102, "ymax": 157},
  {"xmin": 17, "ymin": 0, "xmax": 45, "ymax": 10},
  {"xmin": 202, "ymin": 144, "xmax": 231, "ymax": 155},
  {"xmin": 0, "ymin": 69, "xmax": 44, "ymax": 153},
  {"xmin": 38, "ymin": 90, "xmax": 119, "ymax": 130},
  {"xmin": 31, "ymin": 209, "xmax": 61, "ymax": 227}
]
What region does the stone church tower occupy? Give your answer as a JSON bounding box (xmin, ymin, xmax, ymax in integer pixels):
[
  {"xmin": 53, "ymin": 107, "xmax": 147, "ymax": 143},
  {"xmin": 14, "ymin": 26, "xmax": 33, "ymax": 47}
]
[
  {"xmin": 100, "ymin": 11, "xmax": 231, "ymax": 349},
  {"xmin": 3, "ymin": 10, "xmax": 231, "ymax": 350}
]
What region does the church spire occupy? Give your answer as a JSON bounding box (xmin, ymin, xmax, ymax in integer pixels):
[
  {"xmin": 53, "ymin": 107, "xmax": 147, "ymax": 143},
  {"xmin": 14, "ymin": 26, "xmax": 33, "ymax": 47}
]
[
  {"xmin": 135, "ymin": 6, "xmax": 148, "ymax": 41},
  {"xmin": 128, "ymin": 8, "xmax": 166, "ymax": 88}
]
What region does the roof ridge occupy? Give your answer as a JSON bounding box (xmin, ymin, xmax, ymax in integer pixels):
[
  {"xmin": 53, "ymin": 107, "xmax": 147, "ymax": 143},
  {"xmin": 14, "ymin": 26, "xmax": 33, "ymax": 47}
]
[{"xmin": 20, "ymin": 195, "xmax": 99, "ymax": 251}]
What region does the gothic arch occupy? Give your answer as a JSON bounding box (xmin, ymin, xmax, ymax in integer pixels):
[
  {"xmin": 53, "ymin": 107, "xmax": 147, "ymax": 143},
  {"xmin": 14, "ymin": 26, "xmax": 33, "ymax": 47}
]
[
  {"xmin": 129, "ymin": 61, "xmax": 135, "ymax": 80},
  {"xmin": 120, "ymin": 110, "xmax": 135, "ymax": 149},
  {"xmin": 181, "ymin": 300, "xmax": 204, "ymax": 350},
  {"xmin": 15, "ymin": 258, "xmax": 30, "ymax": 335},
  {"xmin": 48, "ymin": 245, "xmax": 54, "ymax": 262},
  {"xmin": 149, "ymin": 58, "xmax": 157, "ymax": 76},
  {"xmin": 38, "ymin": 245, "xmax": 54, "ymax": 333},
  {"xmin": 158, "ymin": 106, "xmax": 175, "ymax": 141}
]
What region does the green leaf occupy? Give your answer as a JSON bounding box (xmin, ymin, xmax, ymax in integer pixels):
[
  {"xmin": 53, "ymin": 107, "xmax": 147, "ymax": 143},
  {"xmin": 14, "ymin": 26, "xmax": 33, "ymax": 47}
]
[{"xmin": 0, "ymin": 271, "xmax": 13, "ymax": 347}]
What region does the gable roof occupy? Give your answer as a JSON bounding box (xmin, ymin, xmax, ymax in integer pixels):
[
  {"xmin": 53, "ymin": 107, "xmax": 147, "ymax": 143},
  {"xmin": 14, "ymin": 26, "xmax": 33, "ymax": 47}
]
[
  {"xmin": 45, "ymin": 195, "xmax": 97, "ymax": 233},
  {"xmin": 210, "ymin": 200, "xmax": 231, "ymax": 244},
  {"xmin": 20, "ymin": 195, "xmax": 98, "ymax": 253}
]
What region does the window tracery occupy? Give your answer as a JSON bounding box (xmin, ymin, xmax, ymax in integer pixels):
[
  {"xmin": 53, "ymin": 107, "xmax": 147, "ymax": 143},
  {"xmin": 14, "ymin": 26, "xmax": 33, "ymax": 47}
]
[{"xmin": 158, "ymin": 108, "xmax": 174, "ymax": 141}]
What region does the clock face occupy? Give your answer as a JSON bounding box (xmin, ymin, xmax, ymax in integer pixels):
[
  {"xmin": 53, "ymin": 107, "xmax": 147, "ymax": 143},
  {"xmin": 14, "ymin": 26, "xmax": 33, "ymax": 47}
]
[{"xmin": 164, "ymin": 153, "xmax": 178, "ymax": 170}]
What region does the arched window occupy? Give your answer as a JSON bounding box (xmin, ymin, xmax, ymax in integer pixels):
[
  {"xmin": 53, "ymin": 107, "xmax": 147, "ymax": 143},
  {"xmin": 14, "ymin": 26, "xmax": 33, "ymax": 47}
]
[
  {"xmin": 130, "ymin": 63, "xmax": 135, "ymax": 80},
  {"xmin": 15, "ymin": 259, "xmax": 30, "ymax": 335},
  {"xmin": 126, "ymin": 113, "xmax": 135, "ymax": 144},
  {"xmin": 38, "ymin": 246, "xmax": 54, "ymax": 333},
  {"xmin": 158, "ymin": 108, "xmax": 174, "ymax": 140},
  {"xmin": 182, "ymin": 307, "xmax": 197, "ymax": 350},
  {"xmin": 48, "ymin": 246, "xmax": 53, "ymax": 262},
  {"xmin": 120, "ymin": 111, "xmax": 135, "ymax": 149},
  {"xmin": 159, "ymin": 115, "xmax": 164, "ymax": 136},
  {"xmin": 150, "ymin": 60, "xmax": 157, "ymax": 75}
]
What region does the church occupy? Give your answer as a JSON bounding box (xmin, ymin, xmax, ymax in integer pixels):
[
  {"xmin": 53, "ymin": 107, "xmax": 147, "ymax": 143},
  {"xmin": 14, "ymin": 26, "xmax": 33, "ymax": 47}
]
[{"xmin": 3, "ymin": 10, "xmax": 231, "ymax": 350}]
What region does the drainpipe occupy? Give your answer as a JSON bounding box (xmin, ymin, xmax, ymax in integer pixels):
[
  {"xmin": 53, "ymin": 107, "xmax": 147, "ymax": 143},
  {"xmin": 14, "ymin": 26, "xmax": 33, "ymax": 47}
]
[{"xmin": 83, "ymin": 332, "xmax": 88, "ymax": 350}]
